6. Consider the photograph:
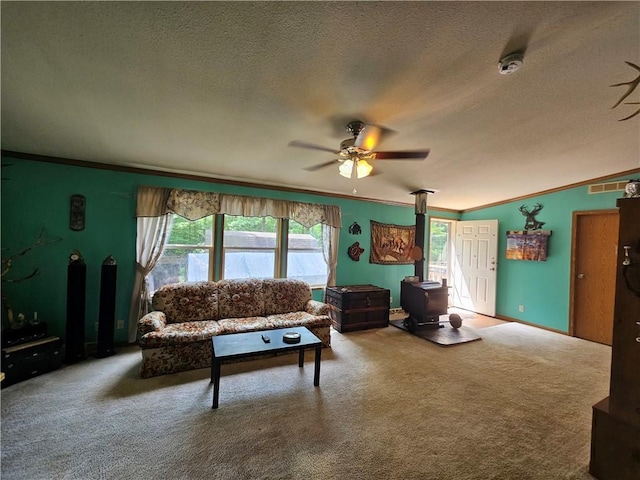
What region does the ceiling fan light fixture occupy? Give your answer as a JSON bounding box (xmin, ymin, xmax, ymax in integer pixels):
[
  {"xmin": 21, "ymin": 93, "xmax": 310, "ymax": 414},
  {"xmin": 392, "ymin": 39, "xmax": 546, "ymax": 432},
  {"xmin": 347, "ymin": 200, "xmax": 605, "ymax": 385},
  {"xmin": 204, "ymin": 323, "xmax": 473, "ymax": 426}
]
[
  {"xmin": 356, "ymin": 159, "xmax": 373, "ymax": 178},
  {"xmin": 338, "ymin": 160, "xmax": 354, "ymax": 178},
  {"xmin": 338, "ymin": 159, "xmax": 373, "ymax": 179}
]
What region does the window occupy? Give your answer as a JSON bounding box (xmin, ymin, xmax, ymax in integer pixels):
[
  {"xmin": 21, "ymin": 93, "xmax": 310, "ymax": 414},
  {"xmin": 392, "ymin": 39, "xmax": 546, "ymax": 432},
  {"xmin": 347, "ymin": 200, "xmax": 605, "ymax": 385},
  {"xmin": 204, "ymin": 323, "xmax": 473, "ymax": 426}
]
[
  {"xmin": 148, "ymin": 215, "xmax": 214, "ymax": 292},
  {"xmin": 149, "ymin": 213, "xmax": 328, "ymax": 292},
  {"xmin": 287, "ymin": 221, "xmax": 327, "ymax": 287},
  {"xmin": 428, "ymin": 219, "xmax": 451, "ymax": 283},
  {"xmin": 222, "ymin": 215, "xmax": 278, "ymax": 280}
]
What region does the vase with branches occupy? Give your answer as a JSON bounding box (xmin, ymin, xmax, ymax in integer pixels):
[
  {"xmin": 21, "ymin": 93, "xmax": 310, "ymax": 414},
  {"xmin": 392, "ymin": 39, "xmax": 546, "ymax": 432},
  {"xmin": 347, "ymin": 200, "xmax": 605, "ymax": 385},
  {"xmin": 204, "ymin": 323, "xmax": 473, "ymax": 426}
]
[{"xmin": 2, "ymin": 228, "xmax": 61, "ymax": 329}]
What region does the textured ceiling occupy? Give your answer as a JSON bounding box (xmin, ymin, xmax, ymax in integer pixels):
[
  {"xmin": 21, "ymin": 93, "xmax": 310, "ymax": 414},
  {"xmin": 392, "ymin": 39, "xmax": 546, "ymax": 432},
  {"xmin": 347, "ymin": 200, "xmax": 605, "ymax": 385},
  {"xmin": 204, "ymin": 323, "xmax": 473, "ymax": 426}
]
[{"xmin": 2, "ymin": 2, "xmax": 639, "ymax": 210}]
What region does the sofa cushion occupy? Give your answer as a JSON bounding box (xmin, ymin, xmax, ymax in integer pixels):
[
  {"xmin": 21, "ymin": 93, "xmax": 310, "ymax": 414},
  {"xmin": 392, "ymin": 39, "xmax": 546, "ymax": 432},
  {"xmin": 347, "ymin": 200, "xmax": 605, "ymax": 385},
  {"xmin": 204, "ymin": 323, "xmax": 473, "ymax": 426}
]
[
  {"xmin": 138, "ymin": 311, "xmax": 167, "ymax": 337},
  {"xmin": 265, "ymin": 311, "xmax": 330, "ymax": 329},
  {"xmin": 152, "ymin": 282, "xmax": 219, "ymax": 324},
  {"xmin": 262, "ymin": 278, "xmax": 312, "ymax": 315},
  {"xmin": 218, "ymin": 278, "xmax": 265, "ymax": 319},
  {"xmin": 306, "ymin": 299, "xmax": 329, "ymax": 316},
  {"xmin": 139, "ymin": 320, "xmax": 223, "ymax": 348},
  {"xmin": 218, "ymin": 316, "xmax": 273, "ymax": 334}
]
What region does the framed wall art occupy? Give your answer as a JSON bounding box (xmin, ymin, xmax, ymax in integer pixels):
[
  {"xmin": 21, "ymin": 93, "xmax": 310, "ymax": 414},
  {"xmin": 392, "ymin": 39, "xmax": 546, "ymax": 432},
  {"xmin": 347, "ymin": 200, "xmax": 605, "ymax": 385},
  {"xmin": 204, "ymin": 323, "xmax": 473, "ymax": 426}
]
[
  {"xmin": 370, "ymin": 220, "xmax": 416, "ymax": 265},
  {"xmin": 506, "ymin": 230, "xmax": 552, "ymax": 261}
]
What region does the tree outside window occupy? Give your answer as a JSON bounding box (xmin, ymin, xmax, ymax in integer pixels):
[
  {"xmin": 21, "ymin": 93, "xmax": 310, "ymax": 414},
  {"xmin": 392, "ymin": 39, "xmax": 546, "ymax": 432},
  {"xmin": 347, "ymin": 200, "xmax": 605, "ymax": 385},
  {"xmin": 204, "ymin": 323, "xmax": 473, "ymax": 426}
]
[
  {"xmin": 287, "ymin": 221, "xmax": 326, "ymax": 286},
  {"xmin": 149, "ymin": 214, "xmax": 327, "ymax": 292},
  {"xmin": 148, "ymin": 215, "xmax": 214, "ymax": 291}
]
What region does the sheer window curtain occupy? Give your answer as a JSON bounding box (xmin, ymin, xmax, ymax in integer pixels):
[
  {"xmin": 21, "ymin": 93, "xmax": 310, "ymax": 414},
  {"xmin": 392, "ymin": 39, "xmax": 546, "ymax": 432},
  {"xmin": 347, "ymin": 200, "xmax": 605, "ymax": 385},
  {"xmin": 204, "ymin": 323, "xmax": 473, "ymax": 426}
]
[
  {"xmin": 127, "ymin": 187, "xmax": 172, "ymax": 343},
  {"xmin": 322, "ymin": 224, "xmax": 339, "ymax": 286}
]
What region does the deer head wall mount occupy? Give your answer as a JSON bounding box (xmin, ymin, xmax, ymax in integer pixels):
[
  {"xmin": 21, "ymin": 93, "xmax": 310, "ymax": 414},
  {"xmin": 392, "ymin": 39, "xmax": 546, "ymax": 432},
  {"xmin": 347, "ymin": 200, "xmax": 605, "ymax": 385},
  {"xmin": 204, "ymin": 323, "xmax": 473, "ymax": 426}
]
[{"xmin": 519, "ymin": 203, "xmax": 545, "ymax": 231}]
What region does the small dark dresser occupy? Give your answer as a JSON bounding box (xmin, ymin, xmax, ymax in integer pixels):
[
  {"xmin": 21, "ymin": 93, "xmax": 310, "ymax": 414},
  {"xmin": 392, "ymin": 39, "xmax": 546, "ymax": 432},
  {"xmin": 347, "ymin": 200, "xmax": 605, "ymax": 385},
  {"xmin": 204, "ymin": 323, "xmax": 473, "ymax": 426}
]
[
  {"xmin": 2, "ymin": 323, "xmax": 63, "ymax": 388},
  {"xmin": 325, "ymin": 284, "xmax": 390, "ymax": 332}
]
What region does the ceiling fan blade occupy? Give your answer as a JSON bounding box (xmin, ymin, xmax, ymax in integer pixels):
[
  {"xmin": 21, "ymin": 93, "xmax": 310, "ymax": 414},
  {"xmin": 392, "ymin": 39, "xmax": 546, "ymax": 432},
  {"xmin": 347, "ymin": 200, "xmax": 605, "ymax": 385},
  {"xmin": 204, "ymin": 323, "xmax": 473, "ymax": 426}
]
[
  {"xmin": 288, "ymin": 140, "xmax": 338, "ymax": 154},
  {"xmin": 354, "ymin": 125, "xmax": 383, "ymax": 151},
  {"xmin": 372, "ymin": 149, "xmax": 430, "ymax": 160},
  {"xmin": 303, "ymin": 159, "xmax": 341, "ymax": 171}
]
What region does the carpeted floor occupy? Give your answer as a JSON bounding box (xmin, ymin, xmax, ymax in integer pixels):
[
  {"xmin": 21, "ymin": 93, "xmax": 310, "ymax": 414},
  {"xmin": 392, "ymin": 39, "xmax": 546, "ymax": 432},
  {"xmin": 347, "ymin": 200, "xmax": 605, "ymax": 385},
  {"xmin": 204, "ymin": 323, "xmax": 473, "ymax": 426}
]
[{"xmin": 1, "ymin": 321, "xmax": 609, "ymax": 480}]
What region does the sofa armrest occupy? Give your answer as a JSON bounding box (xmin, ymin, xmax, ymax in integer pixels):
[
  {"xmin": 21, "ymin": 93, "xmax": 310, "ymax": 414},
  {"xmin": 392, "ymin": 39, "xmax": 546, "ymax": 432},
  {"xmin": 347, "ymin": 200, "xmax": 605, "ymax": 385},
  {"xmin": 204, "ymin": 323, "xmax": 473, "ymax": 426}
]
[
  {"xmin": 305, "ymin": 299, "xmax": 329, "ymax": 316},
  {"xmin": 138, "ymin": 311, "xmax": 167, "ymax": 337}
]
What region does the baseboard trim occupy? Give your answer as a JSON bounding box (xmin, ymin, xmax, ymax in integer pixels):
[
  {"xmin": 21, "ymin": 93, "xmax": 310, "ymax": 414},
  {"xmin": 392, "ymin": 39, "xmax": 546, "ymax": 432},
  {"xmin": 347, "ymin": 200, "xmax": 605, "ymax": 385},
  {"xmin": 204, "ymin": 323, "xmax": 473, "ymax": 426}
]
[{"xmin": 495, "ymin": 314, "xmax": 568, "ymax": 335}]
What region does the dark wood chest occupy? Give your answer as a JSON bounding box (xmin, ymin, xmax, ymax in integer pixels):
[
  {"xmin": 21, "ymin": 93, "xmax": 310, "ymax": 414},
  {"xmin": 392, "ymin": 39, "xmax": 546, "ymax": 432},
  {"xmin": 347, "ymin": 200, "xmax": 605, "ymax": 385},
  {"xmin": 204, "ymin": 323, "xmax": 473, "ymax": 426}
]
[{"xmin": 325, "ymin": 284, "xmax": 390, "ymax": 333}]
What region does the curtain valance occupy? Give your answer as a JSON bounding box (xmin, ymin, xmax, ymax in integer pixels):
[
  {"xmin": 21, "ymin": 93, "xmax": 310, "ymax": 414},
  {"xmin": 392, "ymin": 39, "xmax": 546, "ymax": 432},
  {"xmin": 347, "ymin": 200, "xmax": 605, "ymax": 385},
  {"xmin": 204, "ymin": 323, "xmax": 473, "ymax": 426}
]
[
  {"xmin": 136, "ymin": 186, "xmax": 341, "ymax": 228},
  {"xmin": 167, "ymin": 188, "xmax": 220, "ymax": 220},
  {"xmin": 135, "ymin": 186, "xmax": 171, "ymax": 217}
]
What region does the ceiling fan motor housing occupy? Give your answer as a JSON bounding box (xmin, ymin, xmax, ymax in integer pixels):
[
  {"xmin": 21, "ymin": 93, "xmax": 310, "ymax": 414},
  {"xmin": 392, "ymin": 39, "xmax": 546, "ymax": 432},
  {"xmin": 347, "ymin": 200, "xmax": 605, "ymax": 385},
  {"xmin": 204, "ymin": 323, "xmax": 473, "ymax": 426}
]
[
  {"xmin": 346, "ymin": 120, "xmax": 365, "ymax": 137},
  {"xmin": 340, "ymin": 137, "xmax": 356, "ymax": 151}
]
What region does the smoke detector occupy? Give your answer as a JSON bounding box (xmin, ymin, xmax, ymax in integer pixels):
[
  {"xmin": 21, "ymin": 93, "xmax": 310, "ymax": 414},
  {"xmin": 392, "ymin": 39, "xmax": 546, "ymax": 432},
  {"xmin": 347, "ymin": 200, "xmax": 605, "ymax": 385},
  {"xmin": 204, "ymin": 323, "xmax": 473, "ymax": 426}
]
[{"xmin": 498, "ymin": 53, "xmax": 524, "ymax": 75}]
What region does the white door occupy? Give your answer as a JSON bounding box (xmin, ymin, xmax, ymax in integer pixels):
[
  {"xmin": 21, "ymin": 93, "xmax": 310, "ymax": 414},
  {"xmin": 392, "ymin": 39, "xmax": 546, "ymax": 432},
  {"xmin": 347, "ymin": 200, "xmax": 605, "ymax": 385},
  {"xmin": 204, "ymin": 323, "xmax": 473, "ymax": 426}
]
[{"xmin": 451, "ymin": 220, "xmax": 498, "ymax": 316}]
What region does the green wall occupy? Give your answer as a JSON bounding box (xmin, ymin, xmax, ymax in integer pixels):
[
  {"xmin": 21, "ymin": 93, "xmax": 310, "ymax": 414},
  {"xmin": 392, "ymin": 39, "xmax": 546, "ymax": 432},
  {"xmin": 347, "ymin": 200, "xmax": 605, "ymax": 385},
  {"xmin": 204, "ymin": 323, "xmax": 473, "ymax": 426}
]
[
  {"xmin": 3, "ymin": 154, "xmax": 635, "ymax": 342},
  {"xmin": 461, "ymin": 173, "xmax": 639, "ymax": 332},
  {"xmin": 2, "ymin": 155, "xmax": 457, "ymax": 343}
]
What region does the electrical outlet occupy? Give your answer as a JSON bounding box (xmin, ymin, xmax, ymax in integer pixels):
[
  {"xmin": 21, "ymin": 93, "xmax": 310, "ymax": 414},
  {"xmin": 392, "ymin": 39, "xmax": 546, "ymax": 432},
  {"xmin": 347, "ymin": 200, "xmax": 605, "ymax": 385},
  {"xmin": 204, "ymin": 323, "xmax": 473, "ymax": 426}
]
[
  {"xmin": 390, "ymin": 296, "xmax": 393, "ymax": 304},
  {"xmin": 518, "ymin": 305, "xmax": 525, "ymax": 313},
  {"xmin": 117, "ymin": 319, "xmax": 124, "ymax": 329},
  {"xmin": 95, "ymin": 321, "xmax": 99, "ymax": 331}
]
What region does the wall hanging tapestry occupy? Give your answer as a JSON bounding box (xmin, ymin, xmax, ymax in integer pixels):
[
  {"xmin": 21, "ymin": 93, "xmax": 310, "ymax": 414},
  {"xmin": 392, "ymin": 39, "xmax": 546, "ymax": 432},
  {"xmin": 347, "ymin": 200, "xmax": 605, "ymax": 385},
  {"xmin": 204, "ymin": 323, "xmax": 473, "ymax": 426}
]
[
  {"xmin": 506, "ymin": 230, "xmax": 552, "ymax": 261},
  {"xmin": 370, "ymin": 220, "xmax": 415, "ymax": 265}
]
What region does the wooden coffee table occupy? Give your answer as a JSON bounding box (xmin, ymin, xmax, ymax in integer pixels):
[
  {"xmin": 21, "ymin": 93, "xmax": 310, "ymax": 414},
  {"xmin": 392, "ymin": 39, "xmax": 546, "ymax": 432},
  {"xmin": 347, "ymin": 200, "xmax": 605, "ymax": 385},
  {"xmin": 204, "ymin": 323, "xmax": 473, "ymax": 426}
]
[{"xmin": 210, "ymin": 326, "xmax": 322, "ymax": 409}]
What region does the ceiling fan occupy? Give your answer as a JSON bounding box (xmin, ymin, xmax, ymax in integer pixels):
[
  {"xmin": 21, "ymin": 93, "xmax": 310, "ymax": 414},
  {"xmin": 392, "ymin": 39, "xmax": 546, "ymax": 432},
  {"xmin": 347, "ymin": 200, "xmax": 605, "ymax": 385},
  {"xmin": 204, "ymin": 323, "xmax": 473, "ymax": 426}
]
[{"xmin": 288, "ymin": 120, "xmax": 430, "ymax": 179}]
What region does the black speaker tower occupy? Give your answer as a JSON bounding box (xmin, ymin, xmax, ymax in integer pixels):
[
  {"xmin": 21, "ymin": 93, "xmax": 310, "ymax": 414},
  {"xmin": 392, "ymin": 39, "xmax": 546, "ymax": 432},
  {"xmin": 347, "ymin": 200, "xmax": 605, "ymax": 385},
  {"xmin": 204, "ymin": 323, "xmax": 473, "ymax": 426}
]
[
  {"xmin": 96, "ymin": 256, "xmax": 117, "ymax": 358},
  {"xmin": 66, "ymin": 253, "xmax": 86, "ymax": 363}
]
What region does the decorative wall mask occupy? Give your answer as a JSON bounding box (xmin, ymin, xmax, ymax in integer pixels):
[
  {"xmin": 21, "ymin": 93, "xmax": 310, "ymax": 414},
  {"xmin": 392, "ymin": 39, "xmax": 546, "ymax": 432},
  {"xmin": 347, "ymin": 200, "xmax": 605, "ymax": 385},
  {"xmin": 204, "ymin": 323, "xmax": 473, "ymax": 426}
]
[
  {"xmin": 70, "ymin": 194, "xmax": 86, "ymax": 231},
  {"xmin": 519, "ymin": 203, "xmax": 545, "ymax": 230},
  {"xmin": 348, "ymin": 222, "xmax": 362, "ymax": 235},
  {"xmin": 347, "ymin": 242, "xmax": 365, "ymax": 261}
]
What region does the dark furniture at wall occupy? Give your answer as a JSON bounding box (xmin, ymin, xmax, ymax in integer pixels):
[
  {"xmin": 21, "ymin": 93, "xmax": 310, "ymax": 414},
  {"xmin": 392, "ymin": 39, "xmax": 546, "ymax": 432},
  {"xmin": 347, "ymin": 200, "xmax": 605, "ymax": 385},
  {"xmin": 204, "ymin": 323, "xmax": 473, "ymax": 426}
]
[
  {"xmin": 589, "ymin": 197, "xmax": 640, "ymax": 479},
  {"xmin": 400, "ymin": 280, "xmax": 449, "ymax": 326},
  {"xmin": 325, "ymin": 284, "xmax": 390, "ymax": 332},
  {"xmin": 1, "ymin": 323, "xmax": 63, "ymax": 388}
]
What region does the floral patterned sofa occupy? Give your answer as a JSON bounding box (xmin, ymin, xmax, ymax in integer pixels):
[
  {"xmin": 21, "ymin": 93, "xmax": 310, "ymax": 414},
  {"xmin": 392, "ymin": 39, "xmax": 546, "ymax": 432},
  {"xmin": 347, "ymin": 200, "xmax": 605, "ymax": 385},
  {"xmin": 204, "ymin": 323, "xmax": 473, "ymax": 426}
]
[{"xmin": 137, "ymin": 278, "xmax": 331, "ymax": 378}]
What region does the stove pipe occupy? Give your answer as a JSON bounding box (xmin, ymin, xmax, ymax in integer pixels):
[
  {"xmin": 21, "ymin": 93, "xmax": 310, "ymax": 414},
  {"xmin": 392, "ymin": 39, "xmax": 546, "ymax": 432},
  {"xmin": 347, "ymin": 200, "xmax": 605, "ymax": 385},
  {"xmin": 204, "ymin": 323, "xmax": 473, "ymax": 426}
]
[{"xmin": 411, "ymin": 189, "xmax": 433, "ymax": 282}]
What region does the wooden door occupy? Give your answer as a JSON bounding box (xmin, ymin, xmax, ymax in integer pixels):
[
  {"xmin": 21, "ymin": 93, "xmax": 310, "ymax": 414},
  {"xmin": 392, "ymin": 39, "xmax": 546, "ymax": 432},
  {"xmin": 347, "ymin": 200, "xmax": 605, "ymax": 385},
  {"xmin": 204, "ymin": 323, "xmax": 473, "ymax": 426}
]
[
  {"xmin": 571, "ymin": 210, "xmax": 619, "ymax": 345},
  {"xmin": 451, "ymin": 219, "xmax": 498, "ymax": 316}
]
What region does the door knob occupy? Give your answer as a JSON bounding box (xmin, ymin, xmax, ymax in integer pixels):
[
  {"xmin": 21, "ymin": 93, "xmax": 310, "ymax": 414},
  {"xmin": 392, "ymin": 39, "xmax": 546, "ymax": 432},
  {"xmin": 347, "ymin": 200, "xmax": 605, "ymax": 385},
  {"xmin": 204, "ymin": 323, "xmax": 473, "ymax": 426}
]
[{"xmin": 577, "ymin": 273, "xmax": 585, "ymax": 279}]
